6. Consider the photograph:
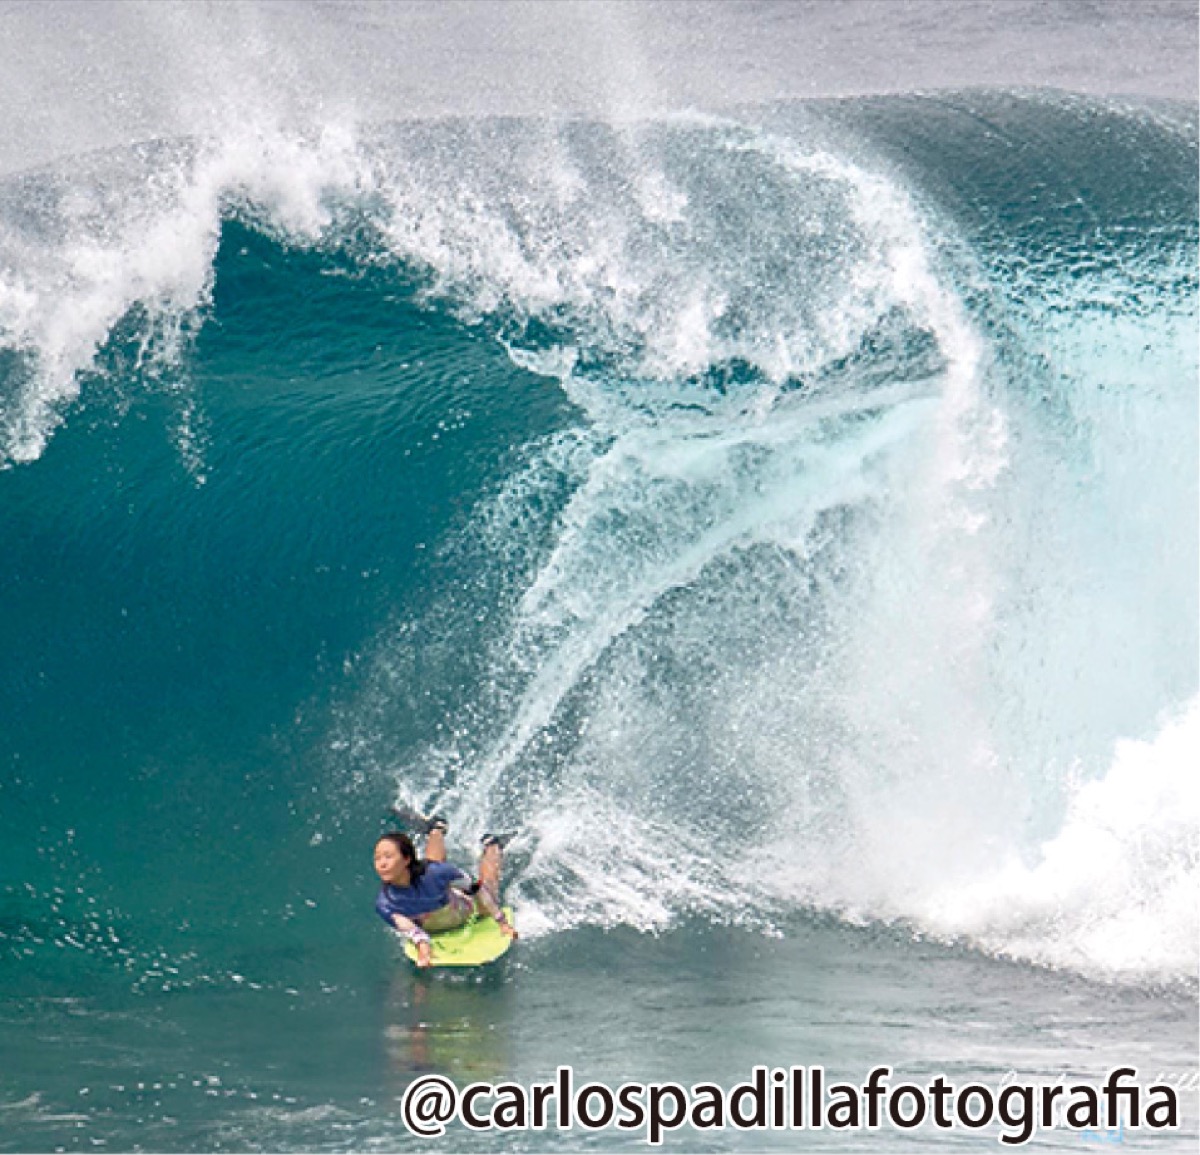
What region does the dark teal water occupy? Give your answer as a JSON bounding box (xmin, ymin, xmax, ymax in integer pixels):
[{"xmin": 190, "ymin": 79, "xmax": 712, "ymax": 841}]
[
  {"xmin": 3, "ymin": 920, "xmax": 1197, "ymax": 1152},
  {"xmin": 1, "ymin": 89, "xmax": 1197, "ymax": 1151}
]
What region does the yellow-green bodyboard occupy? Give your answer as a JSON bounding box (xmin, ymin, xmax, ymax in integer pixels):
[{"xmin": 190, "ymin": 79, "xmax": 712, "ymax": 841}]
[{"xmin": 403, "ymin": 908, "xmax": 515, "ymax": 967}]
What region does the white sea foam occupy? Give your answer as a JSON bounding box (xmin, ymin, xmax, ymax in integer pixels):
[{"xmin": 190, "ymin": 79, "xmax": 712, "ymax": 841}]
[{"xmin": 916, "ymin": 702, "xmax": 1200, "ymax": 982}]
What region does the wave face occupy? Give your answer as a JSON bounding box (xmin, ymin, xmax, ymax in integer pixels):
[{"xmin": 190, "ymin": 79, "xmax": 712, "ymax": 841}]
[{"xmin": 1, "ymin": 90, "xmax": 1196, "ymax": 989}]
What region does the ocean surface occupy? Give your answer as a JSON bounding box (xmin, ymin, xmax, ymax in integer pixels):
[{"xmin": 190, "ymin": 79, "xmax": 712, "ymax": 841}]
[{"xmin": 1, "ymin": 2, "xmax": 1197, "ymax": 1151}]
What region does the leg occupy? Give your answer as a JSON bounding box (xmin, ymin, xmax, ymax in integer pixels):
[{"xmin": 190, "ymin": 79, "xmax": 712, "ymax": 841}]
[
  {"xmin": 474, "ymin": 839, "xmax": 516, "ymax": 938},
  {"xmin": 424, "ymin": 828, "xmax": 447, "ymax": 863},
  {"xmin": 477, "ymin": 840, "xmax": 502, "ymax": 895}
]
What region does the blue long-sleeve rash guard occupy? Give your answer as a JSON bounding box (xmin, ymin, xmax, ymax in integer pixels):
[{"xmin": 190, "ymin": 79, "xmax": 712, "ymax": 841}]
[{"xmin": 375, "ymin": 861, "xmax": 471, "ymax": 926}]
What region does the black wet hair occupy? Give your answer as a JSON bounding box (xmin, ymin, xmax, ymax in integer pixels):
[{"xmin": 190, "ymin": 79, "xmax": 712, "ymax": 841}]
[{"xmin": 376, "ymin": 831, "xmax": 427, "ymax": 882}]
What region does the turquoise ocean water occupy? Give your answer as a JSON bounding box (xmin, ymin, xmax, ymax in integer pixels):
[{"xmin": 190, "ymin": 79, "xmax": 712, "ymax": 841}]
[{"xmin": 1, "ymin": 3, "xmax": 1197, "ymax": 1150}]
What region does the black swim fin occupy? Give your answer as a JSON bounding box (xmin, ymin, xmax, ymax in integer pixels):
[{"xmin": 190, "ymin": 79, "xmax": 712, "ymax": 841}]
[{"xmin": 388, "ymin": 804, "xmax": 448, "ymax": 836}]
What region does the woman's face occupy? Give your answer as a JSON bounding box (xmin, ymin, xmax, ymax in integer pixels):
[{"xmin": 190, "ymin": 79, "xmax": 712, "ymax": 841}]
[{"xmin": 374, "ymin": 839, "xmax": 410, "ymax": 885}]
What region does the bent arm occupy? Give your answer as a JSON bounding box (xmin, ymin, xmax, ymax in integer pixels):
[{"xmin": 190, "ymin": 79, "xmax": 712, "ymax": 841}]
[
  {"xmin": 389, "ymin": 912, "xmax": 431, "ymax": 948},
  {"xmin": 390, "ymin": 913, "xmax": 433, "ymax": 966}
]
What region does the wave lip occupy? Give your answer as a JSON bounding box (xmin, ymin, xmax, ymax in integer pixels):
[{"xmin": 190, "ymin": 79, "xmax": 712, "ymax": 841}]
[{"xmin": 0, "ymin": 123, "xmax": 367, "ymax": 465}]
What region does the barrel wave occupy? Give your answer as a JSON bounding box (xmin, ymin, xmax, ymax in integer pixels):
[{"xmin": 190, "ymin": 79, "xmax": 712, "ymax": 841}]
[
  {"xmin": 0, "ymin": 74, "xmax": 1195, "ymax": 1142},
  {"xmin": 1, "ymin": 88, "xmax": 1196, "ymax": 1023}
]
